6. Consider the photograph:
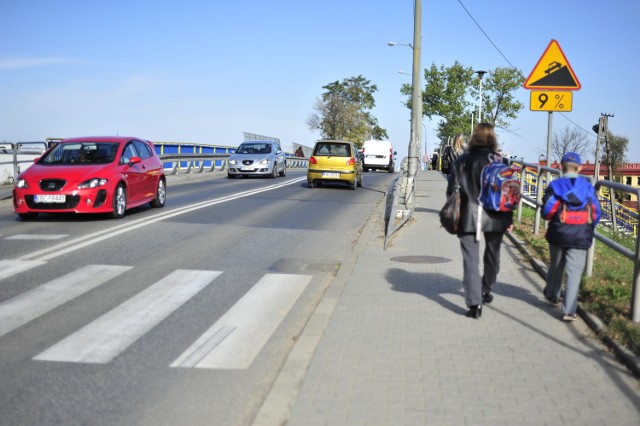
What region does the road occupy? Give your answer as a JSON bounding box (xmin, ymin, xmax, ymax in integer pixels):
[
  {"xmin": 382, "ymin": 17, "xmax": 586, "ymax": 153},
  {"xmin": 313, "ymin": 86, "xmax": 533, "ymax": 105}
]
[{"xmin": 0, "ymin": 170, "xmax": 393, "ymax": 425}]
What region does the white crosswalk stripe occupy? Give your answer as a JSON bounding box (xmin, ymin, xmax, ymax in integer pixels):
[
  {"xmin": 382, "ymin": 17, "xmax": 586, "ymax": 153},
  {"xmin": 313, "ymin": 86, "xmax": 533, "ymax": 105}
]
[
  {"xmin": 0, "ymin": 264, "xmax": 132, "ymax": 338},
  {"xmin": 0, "ymin": 263, "xmax": 312, "ymax": 369},
  {"xmin": 34, "ymin": 269, "xmax": 222, "ymax": 364},
  {"xmin": 5, "ymin": 234, "xmax": 68, "ymax": 240},
  {"xmin": 0, "ymin": 259, "xmax": 47, "ymax": 282},
  {"xmin": 171, "ymin": 273, "xmax": 312, "ymax": 370}
]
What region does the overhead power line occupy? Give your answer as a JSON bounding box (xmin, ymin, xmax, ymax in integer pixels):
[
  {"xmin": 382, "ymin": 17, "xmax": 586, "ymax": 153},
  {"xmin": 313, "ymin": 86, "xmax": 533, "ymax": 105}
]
[
  {"xmin": 455, "ymin": 0, "xmax": 516, "ymax": 69},
  {"xmin": 456, "ymin": 0, "xmax": 596, "ymax": 140}
]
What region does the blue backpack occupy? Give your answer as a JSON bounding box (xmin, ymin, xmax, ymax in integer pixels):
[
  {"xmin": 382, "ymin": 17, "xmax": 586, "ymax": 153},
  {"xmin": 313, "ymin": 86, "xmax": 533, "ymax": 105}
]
[
  {"xmin": 475, "ymin": 155, "xmax": 521, "ymax": 241},
  {"xmin": 478, "ymin": 156, "xmax": 521, "ymax": 212}
]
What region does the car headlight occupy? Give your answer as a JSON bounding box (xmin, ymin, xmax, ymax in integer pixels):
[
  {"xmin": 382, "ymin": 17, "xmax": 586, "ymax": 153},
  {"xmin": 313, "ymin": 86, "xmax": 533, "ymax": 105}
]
[
  {"xmin": 258, "ymin": 159, "xmax": 270, "ymax": 165},
  {"xmin": 78, "ymin": 178, "xmax": 108, "ymax": 189},
  {"xmin": 15, "ymin": 178, "xmax": 28, "ymax": 189},
  {"xmin": 229, "ymin": 159, "xmax": 237, "ymax": 165}
]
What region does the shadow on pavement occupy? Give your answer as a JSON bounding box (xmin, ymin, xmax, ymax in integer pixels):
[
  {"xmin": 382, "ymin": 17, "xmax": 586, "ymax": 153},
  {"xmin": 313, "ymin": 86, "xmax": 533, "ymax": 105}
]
[{"xmin": 385, "ymin": 267, "xmax": 640, "ymax": 410}]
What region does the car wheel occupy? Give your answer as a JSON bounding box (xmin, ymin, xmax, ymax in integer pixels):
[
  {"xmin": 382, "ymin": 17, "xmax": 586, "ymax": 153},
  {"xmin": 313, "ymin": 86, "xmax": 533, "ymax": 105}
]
[
  {"xmin": 271, "ymin": 165, "xmax": 278, "ymax": 179},
  {"xmin": 279, "ymin": 165, "xmax": 286, "ymax": 177},
  {"xmin": 308, "ymin": 180, "xmax": 314, "ymax": 188},
  {"xmin": 227, "ymin": 173, "xmax": 234, "ymax": 179},
  {"xmin": 18, "ymin": 212, "xmax": 38, "ymax": 220},
  {"xmin": 111, "ymin": 183, "xmax": 127, "ymax": 219},
  {"xmin": 150, "ymin": 178, "xmax": 166, "ymax": 208}
]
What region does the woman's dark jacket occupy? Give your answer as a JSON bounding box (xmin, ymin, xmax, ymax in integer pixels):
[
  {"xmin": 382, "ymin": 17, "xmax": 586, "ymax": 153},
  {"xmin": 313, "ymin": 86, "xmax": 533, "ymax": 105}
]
[{"xmin": 445, "ymin": 147, "xmax": 513, "ymax": 235}]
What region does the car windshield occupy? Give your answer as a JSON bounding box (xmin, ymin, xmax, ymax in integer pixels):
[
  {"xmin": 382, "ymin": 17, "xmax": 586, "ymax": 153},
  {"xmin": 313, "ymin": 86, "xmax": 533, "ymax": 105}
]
[
  {"xmin": 39, "ymin": 142, "xmax": 119, "ymax": 165},
  {"xmin": 236, "ymin": 143, "xmax": 272, "ymax": 154},
  {"xmin": 313, "ymin": 143, "xmax": 350, "ymax": 157}
]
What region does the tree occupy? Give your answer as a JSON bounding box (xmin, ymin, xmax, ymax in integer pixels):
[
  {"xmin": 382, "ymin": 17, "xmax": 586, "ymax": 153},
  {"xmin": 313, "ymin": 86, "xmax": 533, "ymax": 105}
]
[
  {"xmin": 307, "ymin": 95, "xmax": 364, "ymax": 141},
  {"xmin": 479, "ymin": 67, "xmax": 525, "ymax": 130},
  {"xmin": 602, "ymin": 133, "xmax": 628, "ymax": 169},
  {"xmin": 402, "ymin": 61, "xmax": 474, "ymax": 142},
  {"xmin": 308, "ymin": 75, "xmax": 388, "ymax": 145},
  {"xmin": 401, "ymin": 63, "xmax": 525, "ymax": 143},
  {"xmin": 549, "ymin": 126, "xmax": 594, "ymax": 164}
]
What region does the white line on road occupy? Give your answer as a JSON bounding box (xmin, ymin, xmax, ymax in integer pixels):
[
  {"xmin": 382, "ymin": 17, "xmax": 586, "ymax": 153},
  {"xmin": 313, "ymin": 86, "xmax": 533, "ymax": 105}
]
[
  {"xmin": 5, "ymin": 234, "xmax": 67, "ymax": 240},
  {"xmin": 0, "ymin": 259, "xmax": 47, "ymax": 282},
  {"xmin": 18, "ymin": 177, "xmax": 306, "ymax": 263},
  {"xmin": 33, "ymin": 269, "xmax": 222, "ymax": 364},
  {"xmin": 0, "ymin": 264, "xmax": 132, "ymax": 337},
  {"xmin": 171, "ymin": 273, "xmax": 312, "ymax": 370}
]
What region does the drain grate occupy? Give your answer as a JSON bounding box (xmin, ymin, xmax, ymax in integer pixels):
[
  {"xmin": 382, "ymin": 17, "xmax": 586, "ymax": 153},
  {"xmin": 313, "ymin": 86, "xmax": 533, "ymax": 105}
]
[{"xmin": 390, "ymin": 256, "xmax": 451, "ymax": 264}]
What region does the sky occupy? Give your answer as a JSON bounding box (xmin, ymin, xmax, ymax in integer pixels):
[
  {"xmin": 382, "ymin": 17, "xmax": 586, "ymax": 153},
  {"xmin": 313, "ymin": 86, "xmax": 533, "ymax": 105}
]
[{"xmin": 1, "ymin": 0, "xmax": 639, "ymax": 164}]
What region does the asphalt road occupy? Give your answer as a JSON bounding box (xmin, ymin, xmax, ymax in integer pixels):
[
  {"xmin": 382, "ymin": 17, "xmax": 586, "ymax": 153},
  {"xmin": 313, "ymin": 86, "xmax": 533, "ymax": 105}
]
[{"xmin": 0, "ymin": 170, "xmax": 393, "ymax": 426}]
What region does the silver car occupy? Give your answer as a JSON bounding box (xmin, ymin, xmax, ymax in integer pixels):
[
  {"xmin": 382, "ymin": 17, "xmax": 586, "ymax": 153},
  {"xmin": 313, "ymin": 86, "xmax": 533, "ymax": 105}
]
[{"xmin": 227, "ymin": 140, "xmax": 286, "ymax": 178}]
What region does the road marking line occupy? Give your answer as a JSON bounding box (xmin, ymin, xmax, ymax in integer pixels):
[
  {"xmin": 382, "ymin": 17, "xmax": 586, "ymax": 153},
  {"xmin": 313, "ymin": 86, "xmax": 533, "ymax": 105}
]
[
  {"xmin": 18, "ymin": 177, "xmax": 306, "ymax": 262},
  {"xmin": 0, "ymin": 259, "xmax": 47, "ymax": 282},
  {"xmin": 171, "ymin": 273, "xmax": 312, "ymax": 370},
  {"xmin": 5, "ymin": 234, "xmax": 67, "ymax": 240},
  {"xmin": 0, "ymin": 265, "xmax": 132, "ymax": 338},
  {"xmin": 33, "ymin": 270, "xmax": 222, "ymax": 364}
]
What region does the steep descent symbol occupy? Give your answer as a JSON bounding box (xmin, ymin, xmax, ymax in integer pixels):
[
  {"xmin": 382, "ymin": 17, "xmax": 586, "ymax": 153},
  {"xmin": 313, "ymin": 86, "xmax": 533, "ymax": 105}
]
[{"xmin": 524, "ymin": 40, "xmax": 580, "ymax": 90}]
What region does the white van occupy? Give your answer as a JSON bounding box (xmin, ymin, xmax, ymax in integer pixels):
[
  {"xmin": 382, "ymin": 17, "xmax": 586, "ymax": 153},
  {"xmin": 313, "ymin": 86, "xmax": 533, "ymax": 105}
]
[{"xmin": 362, "ymin": 140, "xmax": 396, "ymax": 173}]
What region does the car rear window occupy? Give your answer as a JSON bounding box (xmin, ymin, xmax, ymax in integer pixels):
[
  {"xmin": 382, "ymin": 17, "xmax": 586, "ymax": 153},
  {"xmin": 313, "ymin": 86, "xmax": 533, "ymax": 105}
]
[
  {"xmin": 313, "ymin": 143, "xmax": 351, "ymax": 157},
  {"xmin": 40, "ymin": 142, "xmax": 119, "ymax": 165}
]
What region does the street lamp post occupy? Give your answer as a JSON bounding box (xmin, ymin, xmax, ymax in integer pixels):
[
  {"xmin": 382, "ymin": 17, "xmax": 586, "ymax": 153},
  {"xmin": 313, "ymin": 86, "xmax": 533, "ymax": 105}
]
[{"xmin": 475, "ymin": 70, "xmax": 487, "ymax": 123}]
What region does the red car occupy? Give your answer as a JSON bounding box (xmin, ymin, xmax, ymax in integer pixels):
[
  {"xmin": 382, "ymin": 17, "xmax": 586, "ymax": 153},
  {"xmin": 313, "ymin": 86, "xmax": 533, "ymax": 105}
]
[{"xmin": 13, "ymin": 136, "xmax": 166, "ymax": 220}]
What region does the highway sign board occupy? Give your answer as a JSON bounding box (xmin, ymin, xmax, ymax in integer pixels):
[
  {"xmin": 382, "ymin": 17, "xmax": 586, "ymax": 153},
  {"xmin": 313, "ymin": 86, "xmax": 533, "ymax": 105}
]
[
  {"xmin": 530, "ymin": 90, "xmax": 573, "ymax": 112},
  {"xmin": 524, "ymin": 40, "xmax": 581, "ymax": 90}
]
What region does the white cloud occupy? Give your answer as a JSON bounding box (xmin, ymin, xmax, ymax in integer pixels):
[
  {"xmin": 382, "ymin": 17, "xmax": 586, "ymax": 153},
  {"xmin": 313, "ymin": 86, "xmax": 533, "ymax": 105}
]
[{"xmin": 0, "ymin": 57, "xmax": 80, "ymax": 70}]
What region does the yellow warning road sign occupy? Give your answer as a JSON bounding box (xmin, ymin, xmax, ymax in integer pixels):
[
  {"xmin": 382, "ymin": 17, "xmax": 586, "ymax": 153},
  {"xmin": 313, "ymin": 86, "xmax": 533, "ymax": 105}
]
[
  {"xmin": 524, "ymin": 40, "xmax": 581, "ymax": 90},
  {"xmin": 530, "ymin": 90, "xmax": 573, "ymax": 112}
]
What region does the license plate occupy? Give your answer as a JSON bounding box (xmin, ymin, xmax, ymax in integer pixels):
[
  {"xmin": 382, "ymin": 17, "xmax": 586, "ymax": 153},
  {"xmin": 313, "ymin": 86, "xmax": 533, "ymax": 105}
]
[
  {"xmin": 322, "ymin": 172, "xmax": 340, "ymax": 178},
  {"xmin": 241, "ymin": 166, "xmax": 255, "ymax": 171},
  {"xmin": 34, "ymin": 194, "xmax": 66, "ymax": 203}
]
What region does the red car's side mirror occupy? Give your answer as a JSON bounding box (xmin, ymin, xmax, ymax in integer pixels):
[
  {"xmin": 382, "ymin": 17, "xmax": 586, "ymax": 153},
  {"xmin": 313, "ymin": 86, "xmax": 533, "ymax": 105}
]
[{"xmin": 128, "ymin": 156, "xmax": 142, "ymax": 165}]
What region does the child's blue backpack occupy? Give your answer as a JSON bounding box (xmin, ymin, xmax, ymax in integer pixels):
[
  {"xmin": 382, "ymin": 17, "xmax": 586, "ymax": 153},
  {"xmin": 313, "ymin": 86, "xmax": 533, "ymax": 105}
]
[{"xmin": 478, "ymin": 155, "xmax": 521, "ymax": 212}]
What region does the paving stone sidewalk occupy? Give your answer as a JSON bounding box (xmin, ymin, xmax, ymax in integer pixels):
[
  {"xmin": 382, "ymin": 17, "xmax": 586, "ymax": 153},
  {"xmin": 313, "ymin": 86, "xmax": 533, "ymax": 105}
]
[{"xmin": 283, "ymin": 170, "xmax": 640, "ymax": 425}]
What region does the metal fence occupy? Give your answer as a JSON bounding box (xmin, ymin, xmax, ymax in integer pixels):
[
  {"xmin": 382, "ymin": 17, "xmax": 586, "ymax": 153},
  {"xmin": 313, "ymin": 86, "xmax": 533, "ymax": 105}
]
[{"xmin": 0, "ymin": 141, "xmax": 310, "ymax": 182}]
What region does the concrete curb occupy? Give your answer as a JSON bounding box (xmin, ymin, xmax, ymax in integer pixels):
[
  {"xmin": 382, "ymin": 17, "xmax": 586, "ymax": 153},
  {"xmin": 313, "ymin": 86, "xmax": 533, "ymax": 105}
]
[
  {"xmin": 251, "ymin": 193, "xmax": 386, "ymax": 426},
  {"xmin": 506, "ymin": 231, "xmax": 640, "ymax": 379}
]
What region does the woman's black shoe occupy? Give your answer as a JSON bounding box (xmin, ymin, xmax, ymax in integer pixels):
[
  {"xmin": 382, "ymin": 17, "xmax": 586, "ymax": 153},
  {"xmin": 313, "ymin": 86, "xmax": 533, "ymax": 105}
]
[{"xmin": 465, "ymin": 305, "xmax": 482, "ymax": 319}]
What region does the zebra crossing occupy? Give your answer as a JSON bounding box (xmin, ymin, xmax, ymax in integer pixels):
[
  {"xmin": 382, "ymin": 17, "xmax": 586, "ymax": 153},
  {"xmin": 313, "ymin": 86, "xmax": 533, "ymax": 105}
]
[{"xmin": 0, "ymin": 261, "xmax": 313, "ymax": 370}]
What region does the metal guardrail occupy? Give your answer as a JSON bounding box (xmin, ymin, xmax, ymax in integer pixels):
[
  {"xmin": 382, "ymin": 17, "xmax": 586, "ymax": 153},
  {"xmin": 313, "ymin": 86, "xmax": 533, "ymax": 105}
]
[
  {"xmin": 512, "ymin": 160, "xmax": 640, "ymax": 323},
  {"xmin": 0, "ymin": 142, "xmax": 48, "ymax": 182},
  {"xmin": 0, "ymin": 141, "xmax": 310, "ymax": 181},
  {"xmin": 157, "ymin": 153, "xmax": 309, "ymax": 175}
]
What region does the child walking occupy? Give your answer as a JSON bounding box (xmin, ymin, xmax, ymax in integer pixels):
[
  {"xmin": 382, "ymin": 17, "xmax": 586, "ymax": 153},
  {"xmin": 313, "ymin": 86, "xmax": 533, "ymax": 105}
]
[{"xmin": 541, "ymin": 152, "xmax": 601, "ymax": 321}]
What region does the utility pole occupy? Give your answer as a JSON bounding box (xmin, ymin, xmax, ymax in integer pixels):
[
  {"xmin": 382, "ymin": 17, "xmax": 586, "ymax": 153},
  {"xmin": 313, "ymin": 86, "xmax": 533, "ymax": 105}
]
[
  {"xmin": 476, "ymin": 70, "xmax": 487, "ymax": 123},
  {"xmin": 408, "ymin": 0, "xmax": 422, "ymax": 178},
  {"xmin": 603, "ymin": 113, "xmax": 616, "ymax": 232},
  {"xmin": 593, "ymin": 116, "xmax": 603, "ymax": 182}
]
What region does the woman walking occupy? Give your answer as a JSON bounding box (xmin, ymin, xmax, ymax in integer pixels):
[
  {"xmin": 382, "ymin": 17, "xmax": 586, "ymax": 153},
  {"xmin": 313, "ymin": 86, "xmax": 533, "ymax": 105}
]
[
  {"xmin": 446, "ymin": 123, "xmax": 513, "ymax": 318},
  {"xmin": 442, "ymin": 134, "xmax": 466, "ymax": 175}
]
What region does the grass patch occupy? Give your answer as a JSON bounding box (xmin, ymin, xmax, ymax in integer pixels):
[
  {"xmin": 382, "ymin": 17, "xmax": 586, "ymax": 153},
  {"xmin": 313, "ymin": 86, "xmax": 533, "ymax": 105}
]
[{"xmin": 514, "ymin": 204, "xmax": 640, "ymax": 357}]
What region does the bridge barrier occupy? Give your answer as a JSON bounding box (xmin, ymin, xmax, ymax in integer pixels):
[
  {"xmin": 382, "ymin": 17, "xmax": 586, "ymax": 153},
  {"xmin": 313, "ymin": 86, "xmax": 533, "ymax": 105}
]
[{"xmin": 0, "ymin": 141, "xmax": 310, "ymax": 182}]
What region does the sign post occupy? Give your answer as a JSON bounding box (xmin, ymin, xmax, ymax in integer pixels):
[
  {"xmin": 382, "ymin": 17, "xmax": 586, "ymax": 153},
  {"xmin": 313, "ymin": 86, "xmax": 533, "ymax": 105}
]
[{"xmin": 524, "ymin": 39, "xmax": 581, "ymax": 233}]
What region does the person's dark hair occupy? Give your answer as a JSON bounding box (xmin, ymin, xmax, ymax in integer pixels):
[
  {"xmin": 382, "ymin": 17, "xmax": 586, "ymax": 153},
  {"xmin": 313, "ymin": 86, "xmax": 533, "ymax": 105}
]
[{"xmin": 468, "ymin": 123, "xmax": 497, "ymax": 152}]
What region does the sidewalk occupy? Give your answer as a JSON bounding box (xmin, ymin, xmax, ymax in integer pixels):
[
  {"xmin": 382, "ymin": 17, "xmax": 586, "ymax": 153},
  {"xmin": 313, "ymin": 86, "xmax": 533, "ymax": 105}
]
[{"xmin": 257, "ymin": 170, "xmax": 640, "ymax": 426}]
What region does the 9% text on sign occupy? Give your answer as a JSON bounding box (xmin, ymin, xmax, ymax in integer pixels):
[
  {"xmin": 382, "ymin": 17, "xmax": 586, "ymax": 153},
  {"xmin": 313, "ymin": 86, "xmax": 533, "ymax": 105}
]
[{"xmin": 529, "ymin": 90, "xmax": 573, "ymax": 112}]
